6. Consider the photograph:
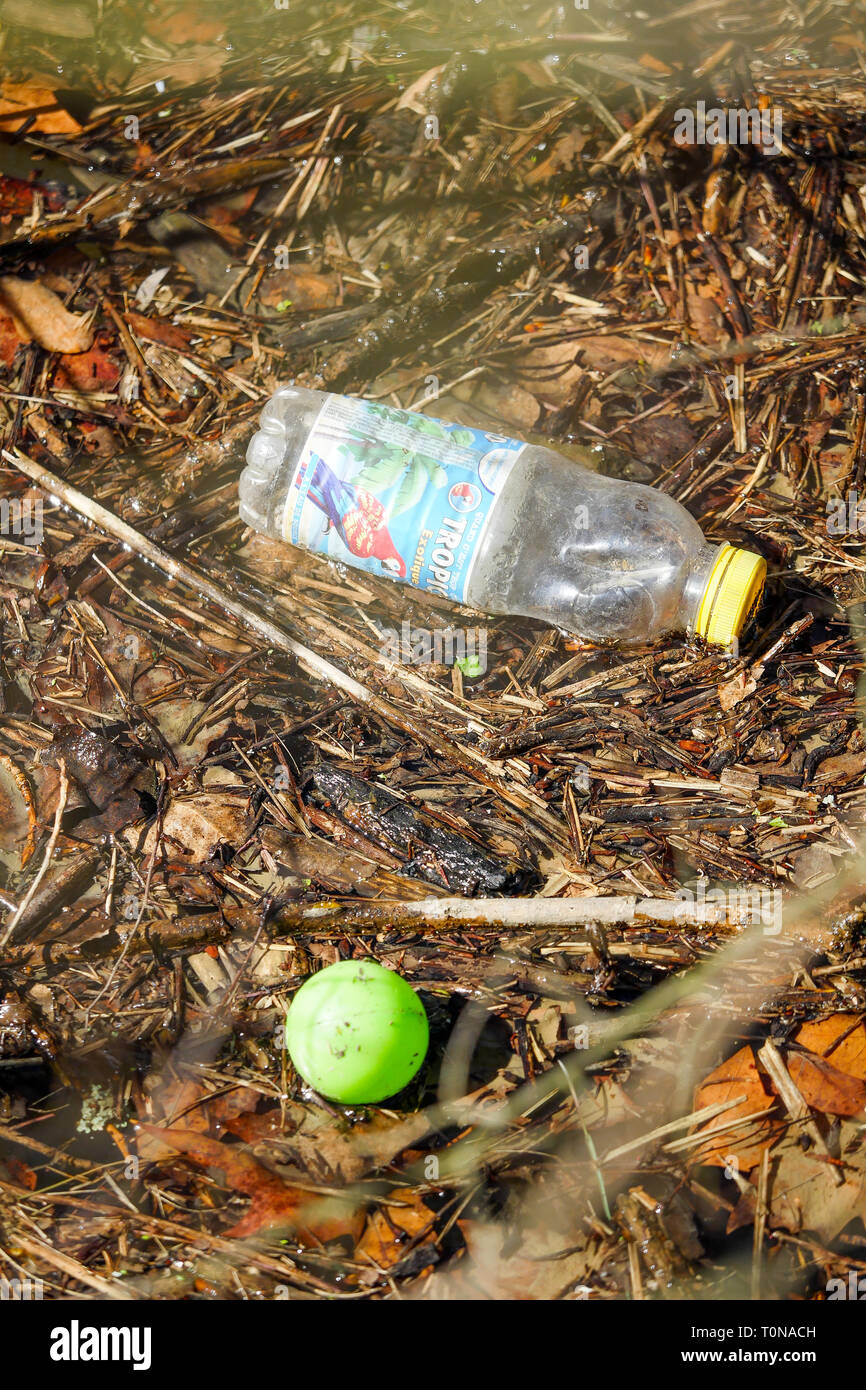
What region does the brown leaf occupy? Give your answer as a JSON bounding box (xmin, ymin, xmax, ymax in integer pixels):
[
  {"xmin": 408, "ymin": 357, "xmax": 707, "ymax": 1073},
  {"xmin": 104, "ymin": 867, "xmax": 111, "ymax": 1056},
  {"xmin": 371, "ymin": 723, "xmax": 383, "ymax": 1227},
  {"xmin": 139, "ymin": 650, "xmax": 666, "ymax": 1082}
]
[
  {"xmin": 0, "ymin": 277, "xmax": 94, "ymax": 353},
  {"xmin": 694, "ymin": 1017, "xmax": 866, "ymax": 1172},
  {"xmin": 0, "ymin": 174, "xmax": 66, "ymax": 217},
  {"xmin": 138, "ymin": 791, "xmax": 253, "ymax": 863},
  {"xmin": 142, "ymin": 6, "xmax": 226, "ymax": 42},
  {"xmin": 729, "ymin": 1123, "xmax": 866, "ymax": 1242},
  {"xmin": 0, "ymin": 80, "xmax": 81, "ymax": 135},
  {"xmin": 451, "ymin": 376, "xmax": 541, "ymax": 433},
  {"xmin": 239, "ymin": 1104, "xmax": 438, "ymax": 1184},
  {"xmin": 40, "ymin": 730, "xmax": 148, "ymax": 815},
  {"xmin": 434, "ymin": 1221, "xmax": 591, "ymax": 1300},
  {"xmin": 5, "ymin": 1156, "xmax": 37, "ymax": 1190},
  {"xmin": 793, "ymin": 1014, "xmax": 866, "ymax": 1084},
  {"xmin": 53, "ymin": 337, "xmax": 121, "ymax": 393},
  {"xmin": 523, "ymin": 128, "xmax": 587, "ymax": 186},
  {"xmin": 786, "ymin": 1050, "xmax": 866, "ymax": 1118},
  {"xmin": 139, "ymin": 1124, "xmax": 364, "ymax": 1243},
  {"xmin": 127, "ymin": 312, "xmax": 192, "ymax": 351},
  {"xmin": 718, "ymin": 670, "xmax": 758, "ymax": 711},
  {"xmin": 136, "ymin": 1077, "xmax": 261, "ymax": 1150},
  {"xmin": 572, "ymin": 333, "xmax": 673, "ymax": 376},
  {"xmin": 258, "ymin": 267, "xmax": 340, "ymax": 312},
  {"xmin": 691, "ymin": 1045, "xmax": 782, "ymax": 1169},
  {"xmin": 0, "ymin": 314, "xmax": 23, "ymax": 367},
  {"xmin": 686, "ymin": 280, "xmax": 727, "ymax": 344},
  {"xmin": 355, "ymin": 1188, "xmax": 436, "ymax": 1274}
]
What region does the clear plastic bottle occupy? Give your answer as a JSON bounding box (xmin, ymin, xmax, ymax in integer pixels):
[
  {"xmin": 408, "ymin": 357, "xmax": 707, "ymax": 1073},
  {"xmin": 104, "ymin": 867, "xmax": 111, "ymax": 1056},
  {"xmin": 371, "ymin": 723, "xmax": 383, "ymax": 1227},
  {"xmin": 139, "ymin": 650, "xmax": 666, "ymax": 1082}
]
[{"xmin": 239, "ymin": 385, "xmax": 766, "ymax": 646}]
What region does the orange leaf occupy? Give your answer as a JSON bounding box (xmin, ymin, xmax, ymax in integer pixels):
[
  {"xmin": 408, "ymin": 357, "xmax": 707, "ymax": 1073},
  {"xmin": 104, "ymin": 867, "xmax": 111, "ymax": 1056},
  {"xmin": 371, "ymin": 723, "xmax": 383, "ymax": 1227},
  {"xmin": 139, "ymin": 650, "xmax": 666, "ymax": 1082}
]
[
  {"xmin": 692, "ymin": 1017, "xmax": 866, "ymax": 1172},
  {"xmin": 258, "ymin": 267, "xmax": 340, "ymax": 313},
  {"xmin": 0, "ymin": 277, "xmax": 93, "ymax": 354},
  {"xmin": 794, "ymin": 1013, "xmax": 866, "ymax": 1082},
  {"xmin": 0, "ymin": 81, "xmax": 80, "ymax": 136},
  {"xmin": 143, "ymin": 8, "xmax": 226, "ymax": 43},
  {"xmin": 127, "ymin": 312, "xmax": 192, "ymax": 351},
  {"xmin": 6, "ymin": 1156, "xmax": 37, "ymax": 1190},
  {"xmin": 355, "ymin": 1188, "xmax": 436, "ymax": 1273},
  {"xmin": 54, "ymin": 338, "xmax": 120, "ymax": 394},
  {"xmin": 139, "ymin": 1124, "xmax": 363, "ymax": 1244},
  {"xmin": 786, "ymin": 1050, "xmax": 866, "ymax": 1118},
  {"xmin": 691, "ymin": 1045, "xmax": 783, "ymax": 1169},
  {"xmin": 0, "ymin": 315, "xmax": 23, "ymax": 368}
]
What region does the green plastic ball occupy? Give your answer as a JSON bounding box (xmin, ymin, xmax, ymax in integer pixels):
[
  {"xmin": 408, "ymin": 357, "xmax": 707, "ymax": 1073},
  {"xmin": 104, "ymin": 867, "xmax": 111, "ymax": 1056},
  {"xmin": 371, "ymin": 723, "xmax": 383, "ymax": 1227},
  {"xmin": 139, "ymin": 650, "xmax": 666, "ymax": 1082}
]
[{"xmin": 284, "ymin": 961, "xmax": 429, "ymax": 1104}]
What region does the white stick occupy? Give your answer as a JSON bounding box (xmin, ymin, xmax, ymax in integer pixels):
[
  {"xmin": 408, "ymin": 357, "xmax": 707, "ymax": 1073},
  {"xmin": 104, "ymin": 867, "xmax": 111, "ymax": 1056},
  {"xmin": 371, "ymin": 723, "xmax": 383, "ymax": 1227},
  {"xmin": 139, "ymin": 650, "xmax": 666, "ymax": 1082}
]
[{"xmin": 296, "ymin": 893, "xmax": 771, "ymax": 929}]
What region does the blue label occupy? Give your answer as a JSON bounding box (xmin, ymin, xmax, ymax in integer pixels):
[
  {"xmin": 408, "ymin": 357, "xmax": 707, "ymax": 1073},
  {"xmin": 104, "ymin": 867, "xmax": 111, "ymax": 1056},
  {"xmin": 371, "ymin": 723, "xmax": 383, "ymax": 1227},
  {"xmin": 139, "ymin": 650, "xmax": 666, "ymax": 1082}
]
[{"xmin": 283, "ymin": 395, "xmax": 524, "ymax": 602}]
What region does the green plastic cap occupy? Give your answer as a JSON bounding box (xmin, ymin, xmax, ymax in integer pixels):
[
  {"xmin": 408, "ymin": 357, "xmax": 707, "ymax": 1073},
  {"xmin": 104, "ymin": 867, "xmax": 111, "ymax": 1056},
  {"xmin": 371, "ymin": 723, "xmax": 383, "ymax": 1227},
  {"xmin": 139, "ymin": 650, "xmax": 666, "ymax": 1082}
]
[{"xmin": 284, "ymin": 960, "xmax": 429, "ymax": 1105}]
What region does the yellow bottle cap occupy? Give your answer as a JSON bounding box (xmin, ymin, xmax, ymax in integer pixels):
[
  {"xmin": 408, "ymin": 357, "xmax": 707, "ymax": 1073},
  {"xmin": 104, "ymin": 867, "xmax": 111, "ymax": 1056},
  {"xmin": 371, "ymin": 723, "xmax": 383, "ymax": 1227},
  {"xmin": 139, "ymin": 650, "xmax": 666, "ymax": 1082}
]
[{"xmin": 693, "ymin": 544, "xmax": 767, "ymax": 646}]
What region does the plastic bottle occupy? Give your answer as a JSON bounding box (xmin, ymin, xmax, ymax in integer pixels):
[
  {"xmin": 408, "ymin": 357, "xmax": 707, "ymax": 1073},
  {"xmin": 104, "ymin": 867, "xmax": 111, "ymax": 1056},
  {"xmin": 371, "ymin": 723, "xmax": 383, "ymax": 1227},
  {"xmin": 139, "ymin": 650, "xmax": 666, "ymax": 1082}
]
[{"xmin": 239, "ymin": 386, "xmax": 766, "ymax": 646}]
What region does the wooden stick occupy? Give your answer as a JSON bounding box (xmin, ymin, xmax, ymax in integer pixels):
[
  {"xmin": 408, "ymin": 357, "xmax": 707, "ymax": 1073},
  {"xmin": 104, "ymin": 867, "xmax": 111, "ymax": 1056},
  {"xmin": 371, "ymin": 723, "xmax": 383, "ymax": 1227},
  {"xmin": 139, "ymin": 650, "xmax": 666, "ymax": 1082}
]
[
  {"xmin": 268, "ymin": 893, "xmax": 769, "ymax": 932},
  {"xmin": 757, "ymin": 1039, "xmax": 844, "ymax": 1185}
]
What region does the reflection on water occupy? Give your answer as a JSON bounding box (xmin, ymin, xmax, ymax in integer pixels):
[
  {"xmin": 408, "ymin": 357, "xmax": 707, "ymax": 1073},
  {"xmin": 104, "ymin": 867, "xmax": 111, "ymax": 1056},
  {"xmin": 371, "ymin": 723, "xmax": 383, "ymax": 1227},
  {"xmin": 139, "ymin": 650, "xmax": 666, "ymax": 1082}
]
[{"xmin": 0, "ymin": 0, "xmax": 856, "ymax": 110}]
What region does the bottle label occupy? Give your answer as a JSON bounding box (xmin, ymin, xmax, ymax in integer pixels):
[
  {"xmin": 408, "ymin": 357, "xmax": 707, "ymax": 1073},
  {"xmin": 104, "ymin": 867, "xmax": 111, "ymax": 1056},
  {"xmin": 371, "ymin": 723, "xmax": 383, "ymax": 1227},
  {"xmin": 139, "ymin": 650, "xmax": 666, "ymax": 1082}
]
[{"xmin": 283, "ymin": 394, "xmax": 524, "ymax": 602}]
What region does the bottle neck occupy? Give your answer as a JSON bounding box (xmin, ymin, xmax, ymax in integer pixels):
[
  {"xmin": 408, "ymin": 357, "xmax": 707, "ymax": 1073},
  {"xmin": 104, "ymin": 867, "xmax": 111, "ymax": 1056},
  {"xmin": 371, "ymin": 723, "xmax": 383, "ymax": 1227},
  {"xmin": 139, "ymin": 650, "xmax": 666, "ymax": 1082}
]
[{"xmin": 683, "ymin": 544, "xmax": 722, "ymax": 633}]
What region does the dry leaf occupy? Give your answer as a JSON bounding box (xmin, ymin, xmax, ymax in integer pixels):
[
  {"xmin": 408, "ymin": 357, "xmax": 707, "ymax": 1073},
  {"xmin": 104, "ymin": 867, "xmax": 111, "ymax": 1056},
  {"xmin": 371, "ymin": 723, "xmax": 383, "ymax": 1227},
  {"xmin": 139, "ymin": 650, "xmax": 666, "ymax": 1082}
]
[
  {"xmin": 452, "ymin": 376, "xmax": 541, "ymax": 432},
  {"xmin": 0, "ymin": 277, "xmax": 94, "ymax": 354},
  {"xmin": 136, "ymin": 1078, "xmax": 260, "ymax": 1154},
  {"xmin": 572, "ymin": 333, "xmax": 673, "ymax": 376},
  {"xmin": 127, "ymin": 311, "xmax": 192, "ymax": 351},
  {"xmin": 138, "ymin": 791, "xmax": 253, "ymax": 862},
  {"xmin": 694, "ymin": 1017, "xmax": 866, "ymax": 1171},
  {"xmin": 5, "ymin": 1156, "xmax": 37, "ymax": 1190},
  {"xmin": 513, "ymin": 334, "xmax": 671, "ymax": 408},
  {"xmin": 691, "ymin": 1045, "xmax": 783, "ymax": 1169},
  {"xmin": 786, "ymin": 1050, "xmax": 866, "ymax": 1117},
  {"xmin": 355, "ymin": 1188, "xmax": 436, "ymax": 1273},
  {"xmin": 258, "ymin": 267, "xmax": 340, "ymax": 312},
  {"xmin": 142, "ymin": 6, "xmax": 226, "ymax": 42},
  {"xmin": 523, "ymin": 128, "xmax": 587, "ymax": 186},
  {"xmin": 794, "ymin": 1014, "xmax": 866, "ymax": 1083},
  {"xmin": 718, "ymin": 670, "xmax": 758, "ymax": 710},
  {"xmin": 0, "ymin": 80, "xmax": 81, "ymax": 135},
  {"xmin": 53, "ymin": 338, "xmax": 121, "ymax": 394},
  {"xmin": 396, "ymin": 64, "xmax": 446, "ymax": 113},
  {"xmin": 431, "ymin": 1221, "xmax": 592, "ymax": 1300},
  {"xmin": 728, "ymin": 1124, "xmax": 866, "ymax": 1242},
  {"xmin": 0, "ymin": 174, "xmax": 66, "ymax": 217},
  {"xmin": 231, "ymin": 1103, "xmax": 437, "ymax": 1184},
  {"xmin": 139, "ymin": 1124, "xmax": 364, "ymax": 1243},
  {"xmin": 685, "ymin": 280, "xmax": 726, "ymax": 345}
]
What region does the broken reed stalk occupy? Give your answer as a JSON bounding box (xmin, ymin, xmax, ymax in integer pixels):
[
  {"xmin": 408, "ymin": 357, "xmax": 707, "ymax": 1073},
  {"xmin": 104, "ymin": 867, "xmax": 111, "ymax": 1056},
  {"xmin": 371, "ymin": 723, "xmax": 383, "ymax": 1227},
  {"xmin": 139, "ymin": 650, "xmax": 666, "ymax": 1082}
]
[
  {"xmin": 270, "ymin": 894, "xmax": 771, "ymax": 931},
  {"xmin": 2, "ymin": 449, "xmax": 565, "ymax": 841}
]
